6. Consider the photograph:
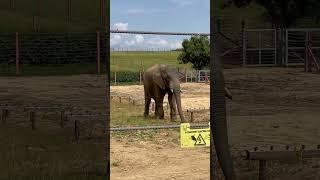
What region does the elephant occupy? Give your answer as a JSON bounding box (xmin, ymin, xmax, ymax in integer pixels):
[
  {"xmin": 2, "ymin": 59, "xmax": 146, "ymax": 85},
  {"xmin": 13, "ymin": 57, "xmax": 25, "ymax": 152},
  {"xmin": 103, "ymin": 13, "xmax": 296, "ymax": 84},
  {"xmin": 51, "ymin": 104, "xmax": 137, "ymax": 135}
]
[{"xmin": 143, "ymin": 64, "xmax": 233, "ymax": 123}]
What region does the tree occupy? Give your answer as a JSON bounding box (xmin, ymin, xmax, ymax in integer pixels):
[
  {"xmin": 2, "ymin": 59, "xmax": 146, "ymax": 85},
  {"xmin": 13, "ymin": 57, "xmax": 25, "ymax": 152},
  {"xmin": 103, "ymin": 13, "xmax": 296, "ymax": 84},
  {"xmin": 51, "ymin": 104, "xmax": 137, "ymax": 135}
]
[
  {"xmin": 178, "ymin": 36, "xmax": 210, "ymax": 70},
  {"xmin": 225, "ymin": 0, "xmax": 320, "ymax": 28}
]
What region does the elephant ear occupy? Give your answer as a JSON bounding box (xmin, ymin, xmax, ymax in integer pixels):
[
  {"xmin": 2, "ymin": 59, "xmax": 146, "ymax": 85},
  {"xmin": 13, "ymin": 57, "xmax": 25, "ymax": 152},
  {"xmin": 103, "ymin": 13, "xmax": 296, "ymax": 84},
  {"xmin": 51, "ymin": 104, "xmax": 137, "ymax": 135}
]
[{"xmin": 153, "ymin": 69, "xmax": 166, "ymax": 90}]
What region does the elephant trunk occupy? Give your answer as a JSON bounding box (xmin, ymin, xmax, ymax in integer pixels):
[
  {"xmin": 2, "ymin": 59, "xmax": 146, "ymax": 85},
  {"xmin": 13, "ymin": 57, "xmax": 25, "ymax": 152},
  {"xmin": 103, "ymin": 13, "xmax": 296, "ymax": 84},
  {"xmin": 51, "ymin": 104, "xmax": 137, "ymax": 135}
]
[
  {"xmin": 212, "ymin": 75, "xmax": 236, "ymax": 179},
  {"xmin": 173, "ymin": 91, "xmax": 185, "ymax": 122}
]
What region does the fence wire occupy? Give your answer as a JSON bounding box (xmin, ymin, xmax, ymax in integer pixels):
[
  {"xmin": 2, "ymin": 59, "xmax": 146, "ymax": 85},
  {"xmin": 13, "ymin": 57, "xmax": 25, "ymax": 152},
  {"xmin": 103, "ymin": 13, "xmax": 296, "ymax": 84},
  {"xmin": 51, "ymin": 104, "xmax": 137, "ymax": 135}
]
[
  {"xmin": 110, "ymin": 123, "xmax": 209, "ymax": 132},
  {"xmin": 0, "ymin": 32, "xmax": 106, "ymax": 75}
]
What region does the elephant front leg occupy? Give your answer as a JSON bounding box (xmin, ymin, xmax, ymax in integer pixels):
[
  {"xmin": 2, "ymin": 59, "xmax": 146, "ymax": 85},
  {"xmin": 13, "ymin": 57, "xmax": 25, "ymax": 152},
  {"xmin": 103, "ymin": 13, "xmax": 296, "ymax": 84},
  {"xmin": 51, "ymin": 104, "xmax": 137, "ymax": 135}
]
[
  {"xmin": 144, "ymin": 96, "xmax": 151, "ymax": 118},
  {"xmin": 155, "ymin": 101, "xmax": 164, "ymax": 119},
  {"xmin": 168, "ymin": 93, "xmax": 177, "ymax": 121}
]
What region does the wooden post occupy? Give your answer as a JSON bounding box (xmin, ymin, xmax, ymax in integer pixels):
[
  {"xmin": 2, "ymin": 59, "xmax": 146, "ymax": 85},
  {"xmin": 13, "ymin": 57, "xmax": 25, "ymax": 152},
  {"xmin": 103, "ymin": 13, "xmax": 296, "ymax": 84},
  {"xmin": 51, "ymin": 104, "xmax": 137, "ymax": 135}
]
[
  {"xmin": 10, "ymin": 0, "xmax": 15, "ymax": 10},
  {"xmin": 1, "ymin": 109, "xmax": 8, "ymax": 125},
  {"xmin": 30, "ymin": 111, "xmax": 35, "ymax": 130},
  {"xmin": 65, "ymin": 0, "xmax": 71, "ymax": 23},
  {"xmin": 185, "ymin": 68, "xmax": 187, "ymax": 83},
  {"xmin": 190, "ymin": 112, "xmax": 194, "ymax": 122},
  {"xmin": 60, "ymin": 111, "xmax": 65, "ymax": 128},
  {"xmin": 74, "ymin": 120, "xmax": 79, "ymax": 142},
  {"xmin": 114, "ymin": 72, "xmax": 117, "ymax": 85},
  {"xmin": 96, "ymin": 31, "xmax": 101, "ymax": 75},
  {"xmin": 15, "ymin": 32, "xmax": 20, "ymax": 75},
  {"xmin": 119, "ymin": 97, "xmax": 121, "ymax": 103},
  {"xmin": 139, "ymin": 70, "xmax": 142, "ymax": 85},
  {"xmin": 258, "ymin": 160, "xmax": 267, "ymax": 180}
]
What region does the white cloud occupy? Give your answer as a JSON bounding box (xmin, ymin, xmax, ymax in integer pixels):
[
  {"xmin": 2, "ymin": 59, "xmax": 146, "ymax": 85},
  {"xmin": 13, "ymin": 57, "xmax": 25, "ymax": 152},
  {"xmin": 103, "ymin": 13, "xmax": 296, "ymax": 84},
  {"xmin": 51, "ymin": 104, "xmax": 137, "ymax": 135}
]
[
  {"xmin": 170, "ymin": 41, "xmax": 183, "ymax": 49},
  {"xmin": 110, "ymin": 22, "xmax": 182, "ymax": 50},
  {"xmin": 112, "ymin": 22, "xmax": 128, "ymax": 31},
  {"xmin": 127, "ymin": 9, "xmax": 145, "ymax": 14},
  {"xmin": 126, "ymin": 8, "xmax": 167, "ymax": 15},
  {"xmin": 170, "ymin": 0, "xmax": 194, "ymax": 6},
  {"xmin": 135, "ymin": 35, "xmax": 144, "ymax": 44},
  {"xmin": 110, "ymin": 34, "xmax": 122, "ymax": 46},
  {"xmin": 146, "ymin": 38, "xmax": 169, "ymax": 46}
]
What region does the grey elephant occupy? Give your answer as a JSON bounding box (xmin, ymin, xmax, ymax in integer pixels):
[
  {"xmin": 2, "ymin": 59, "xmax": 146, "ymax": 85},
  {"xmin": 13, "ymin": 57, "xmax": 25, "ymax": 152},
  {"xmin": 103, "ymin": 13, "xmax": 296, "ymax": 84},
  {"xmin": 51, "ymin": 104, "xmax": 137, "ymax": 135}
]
[{"xmin": 143, "ymin": 64, "xmax": 233, "ymax": 122}]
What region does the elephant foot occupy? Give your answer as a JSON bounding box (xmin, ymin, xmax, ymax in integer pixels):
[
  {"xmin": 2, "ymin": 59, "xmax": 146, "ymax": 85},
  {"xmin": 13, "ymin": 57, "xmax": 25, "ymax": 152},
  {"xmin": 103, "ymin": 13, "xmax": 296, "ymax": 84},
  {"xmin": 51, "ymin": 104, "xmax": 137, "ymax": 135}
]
[
  {"xmin": 170, "ymin": 114, "xmax": 177, "ymax": 121},
  {"xmin": 143, "ymin": 113, "xmax": 149, "ymax": 119}
]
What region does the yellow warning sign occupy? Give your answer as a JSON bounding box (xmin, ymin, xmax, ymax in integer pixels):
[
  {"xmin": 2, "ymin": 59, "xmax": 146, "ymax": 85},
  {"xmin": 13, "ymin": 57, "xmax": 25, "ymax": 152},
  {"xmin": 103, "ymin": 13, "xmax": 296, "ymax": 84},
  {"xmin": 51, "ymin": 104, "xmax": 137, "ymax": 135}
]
[{"xmin": 180, "ymin": 123, "xmax": 210, "ymax": 148}]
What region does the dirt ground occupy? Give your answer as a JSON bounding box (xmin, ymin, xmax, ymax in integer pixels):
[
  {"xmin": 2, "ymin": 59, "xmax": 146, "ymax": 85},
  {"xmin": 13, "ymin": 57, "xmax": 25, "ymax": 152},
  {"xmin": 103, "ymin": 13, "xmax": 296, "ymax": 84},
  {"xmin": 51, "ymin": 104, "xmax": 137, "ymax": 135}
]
[
  {"xmin": 0, "ymin": 74, "xmax": 107, "ymax": 178},
  {"xmin": 1, "ymin": 67, "xmax": 320, "ymax": 179},
  {"xmin": 111, "ymin": 67, "xmax": 320, "ymax": 180}
]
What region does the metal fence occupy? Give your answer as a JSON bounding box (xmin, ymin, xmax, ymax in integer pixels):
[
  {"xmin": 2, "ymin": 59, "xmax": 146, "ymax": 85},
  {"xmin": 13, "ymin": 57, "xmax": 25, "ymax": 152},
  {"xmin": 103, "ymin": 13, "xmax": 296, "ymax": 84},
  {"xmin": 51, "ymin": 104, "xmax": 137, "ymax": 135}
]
[
  {"xmin": 0, "ymin": 31, "xmax": 106, "ymax": 75},
  {"xmin": 243, "ymin": 29, "xmax": 277, "ymax": 66},
  {"xmin": 285, "ymin": 28, "xmax": 320, "ymax": 67}
]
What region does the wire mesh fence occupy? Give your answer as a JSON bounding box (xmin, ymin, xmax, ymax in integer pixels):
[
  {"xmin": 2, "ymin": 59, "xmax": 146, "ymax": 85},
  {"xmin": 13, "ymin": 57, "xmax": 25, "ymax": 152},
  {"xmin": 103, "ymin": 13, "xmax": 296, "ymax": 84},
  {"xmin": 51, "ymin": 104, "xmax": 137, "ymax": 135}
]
[{"xmin": 0, "ymin": 32, "xmax": 107, "ymax": 76}]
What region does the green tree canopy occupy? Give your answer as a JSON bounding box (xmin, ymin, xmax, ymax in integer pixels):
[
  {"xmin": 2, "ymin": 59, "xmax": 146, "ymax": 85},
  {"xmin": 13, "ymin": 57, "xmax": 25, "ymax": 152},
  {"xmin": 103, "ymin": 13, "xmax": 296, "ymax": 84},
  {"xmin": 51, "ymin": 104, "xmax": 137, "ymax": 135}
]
[
  {"xmin": 224, "ymin": 0, "xmax": 320, "ymax": 28},
  {"xmin": 178, "ymin": 36, "xmax": 210, "ymax": 70}
]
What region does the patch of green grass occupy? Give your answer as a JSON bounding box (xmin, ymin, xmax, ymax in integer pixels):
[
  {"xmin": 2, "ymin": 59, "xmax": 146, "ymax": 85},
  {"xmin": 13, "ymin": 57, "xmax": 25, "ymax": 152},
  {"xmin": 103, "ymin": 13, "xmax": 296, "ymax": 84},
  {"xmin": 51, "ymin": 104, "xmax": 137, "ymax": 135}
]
[{"xmin": 111, "ymin": 51, "xmax": 192, "ymax": 72}]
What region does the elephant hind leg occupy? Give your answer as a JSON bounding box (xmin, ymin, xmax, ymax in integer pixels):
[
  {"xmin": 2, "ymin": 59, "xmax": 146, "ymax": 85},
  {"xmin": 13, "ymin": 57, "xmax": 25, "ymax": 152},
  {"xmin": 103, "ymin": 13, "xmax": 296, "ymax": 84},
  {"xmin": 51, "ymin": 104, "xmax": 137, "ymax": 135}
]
[{"xmin": 144, "ymin": 96, "xmax": 151, "ymax": 118}]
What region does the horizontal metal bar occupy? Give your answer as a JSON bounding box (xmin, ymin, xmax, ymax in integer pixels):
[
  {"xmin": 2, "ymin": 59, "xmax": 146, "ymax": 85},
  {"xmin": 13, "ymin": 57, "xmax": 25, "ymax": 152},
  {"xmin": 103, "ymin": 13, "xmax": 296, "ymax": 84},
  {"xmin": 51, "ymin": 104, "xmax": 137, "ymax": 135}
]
[
  {"xmin": 243, "ymin": 64, "xmax": 277, "ymax": 67},
  {"xmin": 23, "ymin": 107, "xmax": 67, "ymax": 112},
  {"xmin": 287, "ymin": 47, "xmax": 306, "ymax": 50},
  {"xmin": 245, "ymin": 29, "xmax": 275, "ymax": 32},
  {"xmin": 68, "ymin": 114, "xmax": 107, "ymax": 117},
  {"xmin": 187, "ymin": 109, "xmax": 209, "ymax": 113},
  {"xmin": 245, "ymin": 150, "xmax": 320, "ymax": 161},
  {"xmin": 110, "ymin": 123, "xmax": 209, "ymax": 131},
  {"xmin": 246, "ymin": 48, "xmax": 275, "ymax": 51},
  {"xmin": 286, "ymin": 63, "xmax": 304, "ymax": 66},
  {"xmin": 110, "ymin": 30, "xmax": 210, "ymax": 36},
  {"xmin": 286, "ymin": 28, "xmax": 320, "ymax": 32}
]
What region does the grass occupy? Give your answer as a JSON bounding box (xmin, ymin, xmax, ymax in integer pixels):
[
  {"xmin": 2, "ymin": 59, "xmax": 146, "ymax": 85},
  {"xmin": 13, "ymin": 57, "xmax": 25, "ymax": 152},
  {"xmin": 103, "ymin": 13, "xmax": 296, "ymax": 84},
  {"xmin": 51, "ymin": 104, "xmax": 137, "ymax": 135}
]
[
  {"xmin": 0, "ymin": 51, "xmax": 190, "ymax": 76},
  {"xmin": 110, "ymin": 51, "xmax": 192, "ymax": 72},
  {"xmin": 110, "ymin": 99, "xmax": 181, "ymax": 144}
]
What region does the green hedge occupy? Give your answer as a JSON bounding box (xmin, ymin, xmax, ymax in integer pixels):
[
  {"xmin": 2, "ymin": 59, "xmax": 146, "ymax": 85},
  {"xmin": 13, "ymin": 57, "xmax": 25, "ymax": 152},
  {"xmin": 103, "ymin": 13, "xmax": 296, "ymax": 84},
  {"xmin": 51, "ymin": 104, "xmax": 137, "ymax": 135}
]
[{"xmin": 110, "ymin": 71, "xmax": 140, "ymax": 82}]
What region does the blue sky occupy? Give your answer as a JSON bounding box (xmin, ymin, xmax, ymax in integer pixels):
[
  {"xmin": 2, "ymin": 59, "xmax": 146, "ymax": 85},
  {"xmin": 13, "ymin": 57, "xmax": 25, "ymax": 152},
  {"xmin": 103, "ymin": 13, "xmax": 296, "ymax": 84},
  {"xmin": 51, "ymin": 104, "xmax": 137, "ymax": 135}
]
[{"xmin": 110, "ymin": 0, "xmax": 209, "ymax": 50}]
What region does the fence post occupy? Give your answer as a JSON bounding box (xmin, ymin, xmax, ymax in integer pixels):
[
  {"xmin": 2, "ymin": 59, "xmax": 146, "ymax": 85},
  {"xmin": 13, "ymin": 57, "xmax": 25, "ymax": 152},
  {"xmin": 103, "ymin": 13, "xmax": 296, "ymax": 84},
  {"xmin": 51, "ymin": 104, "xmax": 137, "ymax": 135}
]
[
  {"xmin": 15, "ymin": 32, "xmax": 20, "ymax": 75},
  {"xmin": 259, "ymin": 31, "xmax": 262, "ymax": 65},
  {"xmin": 258, "ymin": 160, "xmax": 267, "ymax": 180},
  {"xmin": 10, "ymin": 0, "xmax": 16, "ymax": 10},
  {"xmin": 30, "ymin": 111, "xmax": 35, "ymax": 130},
  {"xmin": 242, "ymin": 21, "xmax": 246, "ymax": 67},
  {"xmin": 60, "ymin": 111, "xmax": 65, "ymax": 128},
  {"xmin": 274, "ymin": 29, "xmax": 278, "ymax": 66},
  {"xmin": 114, "ymin": 72, "xmax": 117, "ymax": 85},
  {"xmin": 190, "ymin": 111, "xmax": 194, "ymax": 122},
  {"xmin": 74, "ymin": 120, "xmax": 79, "ymax": 142},
  {"xmin": 1, "ymin": 109, "xmax": 8, "ymax": 125},
  {"xmin": 305, "ymin": 32, "xmax": 309, "ymax": 72},
  {"xmin": 185, "ymin": 68, "xmax": 187, "ymax": 83},
  {"xmin": 96, "ymin": 31, "xmax": 101, "ymax": 75}
]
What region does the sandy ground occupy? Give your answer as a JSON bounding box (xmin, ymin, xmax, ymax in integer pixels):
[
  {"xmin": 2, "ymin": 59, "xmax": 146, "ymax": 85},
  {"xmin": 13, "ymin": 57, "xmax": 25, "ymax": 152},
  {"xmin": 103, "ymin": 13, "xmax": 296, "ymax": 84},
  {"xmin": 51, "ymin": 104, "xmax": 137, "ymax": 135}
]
[
  {"xmin": 111, "ymin": 67, "xmax": 320, "ymax": 179},
  {"xmin": 1, "ymin": 67, "xmax": 320, "ymax": 179}
]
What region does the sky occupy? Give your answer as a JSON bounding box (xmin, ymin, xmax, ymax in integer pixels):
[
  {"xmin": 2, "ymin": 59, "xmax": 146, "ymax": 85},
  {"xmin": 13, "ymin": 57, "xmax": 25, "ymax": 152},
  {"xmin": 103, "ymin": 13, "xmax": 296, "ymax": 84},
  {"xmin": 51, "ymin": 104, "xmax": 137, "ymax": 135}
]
[{"xmin": 110, "ymin": 0, "xmax": 210, "ymax": 50}]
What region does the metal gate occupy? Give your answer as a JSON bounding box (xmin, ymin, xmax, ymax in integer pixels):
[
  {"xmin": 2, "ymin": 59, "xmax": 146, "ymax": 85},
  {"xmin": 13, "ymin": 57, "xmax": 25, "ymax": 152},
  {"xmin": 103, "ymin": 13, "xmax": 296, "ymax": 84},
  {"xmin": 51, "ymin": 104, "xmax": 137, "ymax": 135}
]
[
  {"xmin": 243, "ymin": 29, "xmax": 277, "ymax": 66},
  {"xmin": 285, "ymin": 28, "xmax": 320, "ymax": 66}
]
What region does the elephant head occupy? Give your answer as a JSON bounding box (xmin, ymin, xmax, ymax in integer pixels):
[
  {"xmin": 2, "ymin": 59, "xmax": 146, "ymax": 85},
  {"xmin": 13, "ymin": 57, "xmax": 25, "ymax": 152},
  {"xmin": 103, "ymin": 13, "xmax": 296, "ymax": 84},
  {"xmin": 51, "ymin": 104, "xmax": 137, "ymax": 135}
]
[{"xmin": 152, "ymin": 64, "xmax": 185, "ymax": 122}]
